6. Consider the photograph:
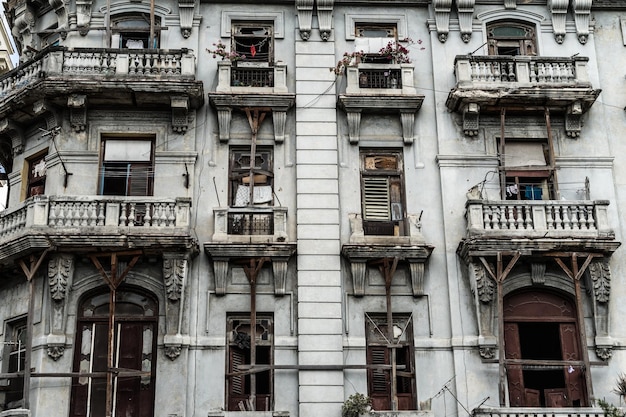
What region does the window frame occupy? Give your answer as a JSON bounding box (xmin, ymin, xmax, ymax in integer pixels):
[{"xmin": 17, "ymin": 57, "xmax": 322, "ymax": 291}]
[
  {"xmin": 229, "ymin": 146, "xmax": 274, "ymax": 208},
  {"xmin": 98, "ymin": 136, "xmax": 155, "ymax": 197},
  {"xmin": 355, "ymin": 23, "xmax": 398, "ymax": 64},
  {"xmin": 487, "ymin": 21, "xmax": 537, "ymax": 56},
  {"xmin": 25, "ymin": 150, "xmax": 47, "ymax": 199},
  {"xmin": 231, "ymin": 22, "xmax": 274, "ymax": 65},
  {"xmin": 499, "ymin": 138, "xmax": 555, "ymax": 201},
  {"xmin": 111, "ymin": 13, "xmax": 162, "ymax": 49},
  {"xmin": 1, "ymin": 317, "xmax": 27, "ymax": 409},
  {"xmin": 360, "ymin": 150, "xmax": 406, "ymax": 236},
  {"xmin": 226, "ymin": 314, "xmax": 274, "ymax": 411}
]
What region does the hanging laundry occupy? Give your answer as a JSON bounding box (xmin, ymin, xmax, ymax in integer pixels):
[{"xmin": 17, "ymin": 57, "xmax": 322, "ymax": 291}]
[
  {"xmin": 506, "ymin": 184, "xmax": 518, "ymax": 197},
  {"xmin": 250, "ymin": 45, "xmax": 257, "ymax": 57}
]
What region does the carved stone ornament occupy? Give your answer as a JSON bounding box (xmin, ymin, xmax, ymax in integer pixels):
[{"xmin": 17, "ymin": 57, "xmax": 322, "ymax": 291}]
[
  {"xmin": 48, "ymin": 254, "xmax": 73, "ymax": 301},
  {"xmin": 433, "ymin": 0, "xmax": 452, "ymax": 43},
  {"xmin": 462, "ymin": 103, "xmax": 479, "ymax": 137},
  {"xmin": 49, "ymin": 0, "xmax": 69, "ymax": 31},
  {"xmin": 163, "ymin": 255, "xmax": 188, "ymax": 343},
  {"xmin": 296, "ymin": 0, "xmax": 314, "ymax": 41},
  {"xmin": 565, "ymin": 101, "xmax": 583, "ymax": 138},
  {"xmin": 171, "ymin": 96, "xmax": 189, "ymax": 133},
  {"xmin": 531, "ymin": 262, "xmax": 546, "ymax": 285},
  {"xmin": 178, "ymin": 0, "xmax": 196, "ymax": 38},
  {"xmin": 316, "ymin": 0, "xmax": 334, "ymax": 41},
  {"xmin": 0, "ymin": 118, "xmax": 25, "ymax": 156},
  {"xmin": 548, "ymin": 0, "xmax": 568, "ymax": 44},
  {"xmin": 68, "ymin": 94, "xmax": 87, "ymax": 132},
  {"xmin": 165, "ymin": 345, "xmax": 182, "ymax": 360},
  {"xmin": 479, "ymin": 346, "xmax": 496, "ymax": 360},
  {"xmin": 596, "ymin": 346, "xmax": 613, "ymax": 361},
  {"xmin": 47, "ymin": 345, "xmax": 65, "ymax": 361},
  {"xmin": 456, "ymin": 0, "xmax": 475, "ymax": 43},
  {"xmin": 164, "ymin": 257, "xmax": 186, "ymax": 301},
  {"xmin": 76, "ymin": 0, "xmax": 93, "ymax": 30},
  {"xmin": 588, "ymin": 259, "xmax": 611, "ymax": 303},
  {"xmin": 467, "ymin": 262, "xmax": 496, "ymax": 355},
  {"xmin": 473, "ymin": 262, "xmax": 494, "ymax": 303},
  {"xmin": 573, "ymin": 0, "xmax": 592, "ymax": 44}
]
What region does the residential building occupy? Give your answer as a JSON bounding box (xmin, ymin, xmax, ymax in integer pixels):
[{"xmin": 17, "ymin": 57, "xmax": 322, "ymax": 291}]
[{"xmin": 0, "ymin": 1, "xmax": 624, "ymax": 417}]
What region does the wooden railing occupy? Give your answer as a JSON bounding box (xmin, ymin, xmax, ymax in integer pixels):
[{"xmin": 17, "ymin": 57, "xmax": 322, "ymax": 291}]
[
  {"xmin": 0, "ymin": 195, "xmax": 192, "ymax": 242},
  {"xmin": 0, "ymin": 47, "xmax": 196, "ymax": 98},
  {"xmin": 465, "ymin": 200, "xmax": 613, "ymax": 238},
  {"xmin": 453, "ymin": 55, "xmax": 591, "ymax": 86}
]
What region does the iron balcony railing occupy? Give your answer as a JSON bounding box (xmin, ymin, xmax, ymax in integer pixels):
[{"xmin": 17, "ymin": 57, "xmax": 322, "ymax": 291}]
[
  {"xmin": 345, "ymin": 63, "xmax": 416, "ymax": 95},
  {"xmin": 213, "ymin": 207, "xmax": 288, "ymax": 243},
  {"xmin": 215, "ymin": 61, "xmax": 288, "ymax": 93}
]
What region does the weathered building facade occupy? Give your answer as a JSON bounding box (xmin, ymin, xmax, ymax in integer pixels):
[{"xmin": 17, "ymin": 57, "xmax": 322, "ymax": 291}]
[{"xmin": 0, "ymin": 1, "xmax": 625, "ymax": 417}]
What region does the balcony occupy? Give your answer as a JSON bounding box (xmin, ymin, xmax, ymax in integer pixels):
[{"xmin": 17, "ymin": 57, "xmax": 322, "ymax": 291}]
[
  {"xmin": 215, "ymin": 61, "xmax": 287, "ymax": 94},
  {"xmin": 446, "ymin": 55, "xmax": 600, "ymax": 137},
  {"xmin": 338, "ymin": 64, "xmax": 424, "ymax": 145},
  {"xmin": 472, "ymin": 407, "xmax": 605, "ymax": 417},
  {"xmin": 459, "ymin": 199, "xmax": 619, "ymax": 256},
  {"xmin": 211, "ymin": 206, "xmax": 288, "ymax": 244},
  {"xmin": 0, "ymin": 195, "xmax": 196, "ymax": 265},
  {"xmin": 0, "ymin": 46, "xmax": 203, "ymax": 132}
]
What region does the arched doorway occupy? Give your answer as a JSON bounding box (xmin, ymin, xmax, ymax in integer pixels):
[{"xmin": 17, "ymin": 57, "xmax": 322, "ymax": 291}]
[
  {"xmin": 69, "ymin": 288, "xmax": 158, "ymax": 417},
  {"xmin": 504, "ymin": 290, "xmax": 587, "ymax": 407}
]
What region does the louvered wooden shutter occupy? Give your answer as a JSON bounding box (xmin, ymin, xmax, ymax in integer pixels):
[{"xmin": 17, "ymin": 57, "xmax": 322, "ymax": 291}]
[
  {"xmin": 368, "ymin": 346, "xmax": 390, "ymax": 394},
  {"xmin": 504, "ymin": 322, "xmax": 525, "ymax": 406},
  {"xmin": 229, "ymin": 347, "xmax": 247, "ymax": 397},
  {"xmin": 128, "ymin": 164, "xmax": 152, "ymax": 196},
  {"xmin": 362, "ymin": 177, "xmax": 390, "ymax": 221}
]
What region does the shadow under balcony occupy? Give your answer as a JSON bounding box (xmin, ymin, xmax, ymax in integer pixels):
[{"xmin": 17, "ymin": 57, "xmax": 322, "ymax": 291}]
[
  {"xmin": 0, "ymin": 195, "xmax": 197, "ymax": 265},
  {"xmin": 0, "ymin": 46, "xmax": 204, "ymax": 132},
  {"xmin": 458, "ymin": 199, "xmax": 620, "ymax": 258},
  {"xmin": 446, "ymin": 55, "xmax": 600, "ymax": 137},
  {"xmin": 472, "ymin": 407, "xmax": 606, "ymax": 417},
  {"xmin": 338, "ymin": 63, "xmax": 424, "ymax": 145}
]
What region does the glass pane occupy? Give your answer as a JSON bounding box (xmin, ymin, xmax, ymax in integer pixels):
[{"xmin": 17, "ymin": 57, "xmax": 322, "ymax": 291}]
[
  {"xmin": 492, "ymin": 26, "xmax": 527, "ymax": 37},
  {"xmin": 104, "ymin": 140, "xmax": 152, "ymax": 162}
]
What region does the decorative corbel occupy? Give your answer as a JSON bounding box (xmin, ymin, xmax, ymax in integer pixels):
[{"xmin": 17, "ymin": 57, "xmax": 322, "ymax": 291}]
[
  {"xmin": 468, "ymin": 261, "xmax": 497, "ymax": 359},
  {"xmin": 33, "ymin": 100, "xmax": 61, "ymax": 132},
  {"xmin": 171, "ymin": 96, "xmax": 189, "ymax": 133},
  {"xmin": 350, "ymin": 261, "xmax": 367, "ymax": 296},
  {"xmin": 407, "ymin": 260, "xmax": 425, "ymax": 296},
  {"xmin": 48, "ymin": 0, "xmax": 69, "ymax": 32},
  {"xmin": 504, "ymin": 0, "xmax": 517, "ymax": 9},
  {"xmin": 296, "ymin": 0, "xmax": 314, "ymax": 41},
  {"xmin": 400, "ymin": 110, "xmax": 416, "ymax": 145},
  {"xmin": 0, "ymin": 118, "xmax": 25, "ymax": 156},
  {"xmin": 462, "ymin": 103, "xmax": 480, "ymax": 137},
  {"xmin": 586, "ymin": 259, "xmax": 612, "ymax": 361},
  {"xmin": 272, "ymin": 258, "xmax": 289, "ymax": 296},
  {"xmin": 68, "ymin": 94, "xmax": 87, "ymax": 132},
  {"xmin": 163, "ymin": 254, "xmax": 189, "ymax": 360},
  {"xmin": 433, "ymin": 0, "xmax": 453, "ymax": 43},
  {"xmin": 11, "ymin": 2, "xmax": 35, "ymax": 57},
  {"xmin": 178, "ymin": 0, "xmax": 196, "ymax": 39},
  {"xmin": 316, "ymin": 0, "xmax": 334, "ymax": 41},
  {"xmin": 46, "ymin": 254, "xmax": 74, "ymax": 360},
  {"xmin": 572, "ymin": 0, "xmax": 592, "ymax": 44},
  {"xmin": 565, "ymin": 101, "xmax": 583, "ymax": 138},
  {"xmin": 216, "ymin": 107, "xmax": 232, "ymax": 142},
  {"xmin": 272, "ymin": 110, "xmax": 287, "ymax": 143},
  {"xmin": 76, "ymin": 0, "xmax": 93, "ymax": 32},
  {"xmin": 346, "ymin": 110, "xmax": 362, "ymax": 144},
  {"xmin": 456, "ymin": 0, "xmax": 475, "ymax": 43},
  {"xmin": 548, "ymin": 0, "xmax": 568, "ymax": 44},
  {"xmin": 212, "ymin": 259, "xmax": 229, "ymax": 296}
]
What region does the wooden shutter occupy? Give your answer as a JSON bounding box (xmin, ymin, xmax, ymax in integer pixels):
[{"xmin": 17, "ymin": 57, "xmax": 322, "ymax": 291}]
[
  {"xmin": 560, "ymin": 323, "xmax": 585, "ymax": 405},
  {"xmin": 362, "ymin": 176, "xmax": 390, "ymax": 221},
  {"xmin": 367, "ymin": 345, "xmax": 391, "ymax": 410},
  {"xmin": 128, "ymin": 164, "xmax": 152, "ymax": 196},
  {"xmin": 504, "ymin": 322, "xmax": 525, "ymax": 406}
]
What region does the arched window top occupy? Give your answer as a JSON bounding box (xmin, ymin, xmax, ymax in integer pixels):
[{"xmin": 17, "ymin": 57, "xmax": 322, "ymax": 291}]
[
  {"xmin": 79, "ymin": 288, "xmax": 157, "ymax": 318},
  {"xmin": 504, "ymin": 290, "xmax": 576, "ymax": 321},
  {"xmin": 487, "ymin": 21, "xmax": 536, "ymax": 56}
]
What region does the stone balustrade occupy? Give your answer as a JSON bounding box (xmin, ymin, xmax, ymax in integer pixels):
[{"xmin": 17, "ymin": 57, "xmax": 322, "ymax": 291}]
[
  {"xmin": 453, "ymin": 55, "xmax": 590, "ymax": 86},
  {"xmin": 346, "ymin": 63, "xmax": 417, "ymax": 95},
  {"xmin": 0, "ymin": 195, "xmax": 192, "ymax": 243},
  {"xmin": 472, "ymin": 407, "xmax": 605, "ymax": 417},
  {"xmin": 215, "ymin": 60, "xmax": 288, "ymax": 93},
  {"xmin": 212, "ymin": 206, "xmax": 288, "ymax": 243},
  {"xmin": 0, "ymin": 47, "xmax": 196, "ymax": 97},
  {"xmin": 465, "ymin": 200, "xmax": 613, "ymax": 238}
]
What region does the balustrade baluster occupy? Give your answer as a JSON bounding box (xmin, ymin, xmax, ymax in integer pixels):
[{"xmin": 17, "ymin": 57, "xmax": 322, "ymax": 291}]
[
  {"xmin": 48, "ymin": 203, "xmax": 57, "ymax": 226},
  {"xmin": 483, "ymin": 206, "xmax": 491, "ymax": 229},
  {"xmin": 97, "ymin": 202, "xmax": 105, "ymax": 226},
  {"xmin": 159, "ymin": 204, "xmax": 169, "ymax": 226},
  {"xmin": 470, "ymin": 62, "xmax": 478, "ymax": 81},
  {"xmin": 546, "ymin": 205, "xmax": 555, "ymax": 229},
  {"xmin": 566, "ymin": 62, "xmax": 575, "ymax": 82},
  {"xmin": 523, "ymin": 205, "xmax": 533, "ymax": 230},
  {"xmin": 492, "ymin": 205, "xmax": 501, "ymax": 230},
  {"xmin": 506, "ymin": 205, "xmax": 515, "ymax": 229},
  {"xmin": 128, "ymin": 203, "xmax": 136, "ymax": 227},
  {"xmin": 120, "ymin": 203, "xmax": 127, "ymax": 226},
  {"xmin": 167, "ymin": 203, "xmax": 176, "ymax": 226},
  {"xmin": 513, "ymin": 205, "xmax": 523, "ymax": 229},
  {"xmin": 562, "ymin": 205, "xmax": 572, "ymax": 230},
  {"xmin": 571, "ymin": 205, "xmax": 581, "ymax": 229}
]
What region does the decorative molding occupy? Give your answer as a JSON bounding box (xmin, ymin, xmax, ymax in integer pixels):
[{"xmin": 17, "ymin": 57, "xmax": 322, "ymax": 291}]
[
  {"xmin": 345, "ymin": 14, "xmax": 408, "ymax": 41},
  {"xmin": 296, "ymin": 0, "xmax": 314, "ymax": 41},
  {"xmin": 548, "ymin": 0, "xmax": 568, "ymax": 44},
  {"xmin": 216, "ymin": 108, "xmax": 232, "ymax": 142},
  {"xmin": 272, "ymin": 111, "xmax": 287, "ymax": 143},
  {"xmin": 46, "ymin": 254, "xmax": 74, "ymax": 361},
  {"xmin": 47, "ymin": 345, "xmax": 65, "ymax": 361},
  {"xmin": 165, "ymin": 344, "xmax": 182, "ymax": 360},
  {"xmin": 272, "ymin": 259, "xmax": 289, "ymax": 296},
  {"xmin": 316, "ymin": 0, "xmax": 334, "ymax": 41},
  {"xmin": 350, "ymin": 261, "xmax": 367, "ymax": 296},
  {"xmin": 76, "ymin": 0, "xmax": 93, "ymax": 30},
  {"xmin": 48, "ymin": 254, "xmax": 73, "ymax": 301},
  {"xmin": 68, "ymin": 94, "xmax": 87, "ymax": 132},
  {"xmin": 531, "ymin": 262, "xmax": 546, "ymax": 285},
  {"xmin": 220, "ymin": 11, "xmax": 285, "ymax": 39},
  {"xmin": 565, "ymin": 101, "xmax": 583, "ymax": 138},
  {"xmin": 596, "ymin": 346, "xmax": 613, "ymax": 361},
  {"xmin": 49, "ymin": 0, "xmax": 69, "ymax": 31},
  {"xmin": 178, "ymin": 0, "xmax": 196, "ymax": 38},
  {"xmin": 171, "ymin": 96, "xmax": 189, "ymax": 133},
  {"xmin": 408, "ymin": 261, "xmax": 425, "ymax": 296},
  {"xmin": 164, "ymin": 257, "xmax": 186, "ymax": 301},
  {"xmin": 504, "ymin": 0, "xmax": 517, "ymax": 9},
  {"xmin": 473, "ymin": 262, "xmax": 494, "ymax": 303},
  {"xmin": 456, "ymin": 0, "xmax": 475, "ymax": 43},
  {"xmin": 588, "ymin": 259, "xmax": 611, "ymax": 303},
  {"xmin": 572, "ymin": 0, "xmax": 591, "ymax": 44},
  {"xmin": 479, "ymin": 345, "xmax": 496, "ymax": 360},
  {"xmin": 433, "ymin": 0, "xmax": 453, "ymax": 42},
  {"xmin": 346, "ymin": 111, "xmax": 362, "ymax": 144},
  {"xmin": 213, "ymin": 259, "xmax": 229, "ymax": 296}
]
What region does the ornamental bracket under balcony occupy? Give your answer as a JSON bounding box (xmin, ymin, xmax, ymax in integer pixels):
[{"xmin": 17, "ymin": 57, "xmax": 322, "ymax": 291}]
[{"xmin": 446, "ymin": 55, "xmax": 600, "ymax": 138}]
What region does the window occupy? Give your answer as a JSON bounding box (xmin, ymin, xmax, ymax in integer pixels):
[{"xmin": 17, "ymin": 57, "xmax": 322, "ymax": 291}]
[
  {"xmin": 112, "ymin": 14, "xmax": 161, "ymax": 49},
  {"xmin": 0, "ymin": 318, "xmax": 26, "ymax": 410},
  {"xmin": 355, "ymin": 23, "xmax": 397, "ymax": 64},
  {"xmin": 26, "ymin": 151, "xmax": 47, "ymax": 198},
  {"xmin": 99, "ymin": 138, "xmax": 154, "ymax": 196},
  {"xmin": 69, "ymin": 289, "xmax": 158, "ymax": 417},
  {"xmin": 226, "ymin": 315, "xmax": 273, "ymax": 411},
  {"xmin": 504, "ymin": 290, "xmax": 587, "ymax": 407},
  {"xmin": 360, "ymin": 151, "xmax": 405, "ymax": 236},
  {"xmin": 232, "ymin": 23, "xmax": 273, "ymax": 64},
  {"xmin": 500, "ymin": 139, "xmax": 554, "ymax": 200},
  {"xmin": 488, "ymin": 21, "xmax": 536, "ymax": 56},
  {"xmin": 366, "ymin": 314, "xmax": 416, "ymax": 411}
]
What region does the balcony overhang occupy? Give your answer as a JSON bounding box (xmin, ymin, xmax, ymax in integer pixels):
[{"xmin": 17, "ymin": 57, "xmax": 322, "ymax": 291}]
[
  {"xmin": 338, "ymin": 94, "xmax": 424, "ymax": 144},
  {"xmin": 208, "ymin": 93, "xmax": 295, "ymax": 143},
  {"xmin": 203, "ymin": 242, "xmax": 297, "ymax": 296}
]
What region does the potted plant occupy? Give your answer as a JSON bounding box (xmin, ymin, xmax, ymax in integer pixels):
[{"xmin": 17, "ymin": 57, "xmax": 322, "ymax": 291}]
[{"xmin": 342, "ymin": 393, "xmax": 372, "ymax": 417}]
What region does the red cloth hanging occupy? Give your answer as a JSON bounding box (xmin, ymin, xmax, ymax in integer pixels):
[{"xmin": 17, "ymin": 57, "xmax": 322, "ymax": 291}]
[{"xmin": 250, "ymin": 45, "xmax": 256, "ymax": 57}]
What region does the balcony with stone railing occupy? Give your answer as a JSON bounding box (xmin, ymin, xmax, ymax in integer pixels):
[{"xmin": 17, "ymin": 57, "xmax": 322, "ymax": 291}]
[
  {"xmin": 0, "ymin": 46, "xmax": 203, "ymax": 131},
  {"xmin": 211, "ymin": 206, "xmax": 288, "ymax": 244},
  {"xmin": 215, "ymin": 61, "xmax": 288, "ymax": 94},
  {"xmin": 472, "ymin": 407, "xmax": 605, "ymax": 417},
  {"xmin": 0, "ymin": 195, "xmax": 196, "ymax": 264},
  {"xmin": 446, "ymin": 55, "xmax": 600, "ymax": 137},
  {"xmin": 458, "ymin": 199, "xmax": 620, "ymax": 257}
]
